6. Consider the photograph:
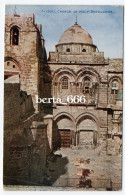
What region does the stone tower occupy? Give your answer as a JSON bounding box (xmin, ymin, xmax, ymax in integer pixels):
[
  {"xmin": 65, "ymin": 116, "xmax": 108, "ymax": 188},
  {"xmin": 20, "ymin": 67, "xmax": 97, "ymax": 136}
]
[{"xmin": 4, "ymin": 13, "xmax": 46, "ymax": 111}]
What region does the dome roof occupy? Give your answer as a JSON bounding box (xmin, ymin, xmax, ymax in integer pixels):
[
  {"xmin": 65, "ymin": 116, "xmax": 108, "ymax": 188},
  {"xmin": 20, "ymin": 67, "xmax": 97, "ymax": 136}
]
[{"xmin": 58, "ymin": 23, "xmax": 93, "ymax": 45}]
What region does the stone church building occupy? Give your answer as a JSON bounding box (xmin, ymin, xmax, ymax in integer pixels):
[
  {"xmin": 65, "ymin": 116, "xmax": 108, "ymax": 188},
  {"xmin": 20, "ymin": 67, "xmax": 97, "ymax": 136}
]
[
  {"xmin": 4, "ymin": 13, "xmax": 123, "ymax": 189},
  {"xmin": 47, "ymin": 21, "xmax": 123, "ymax": 151}
]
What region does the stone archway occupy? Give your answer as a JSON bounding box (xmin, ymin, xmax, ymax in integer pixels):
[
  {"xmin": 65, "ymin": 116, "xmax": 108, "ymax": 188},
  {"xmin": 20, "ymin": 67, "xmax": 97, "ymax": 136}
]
[
  {"xmin": 54, "ymin": 113, "xmax": 75, "ymax": 148},
  {"xmin": 76, "ymin": 113, "xmax": 99, "ymax": 147}
]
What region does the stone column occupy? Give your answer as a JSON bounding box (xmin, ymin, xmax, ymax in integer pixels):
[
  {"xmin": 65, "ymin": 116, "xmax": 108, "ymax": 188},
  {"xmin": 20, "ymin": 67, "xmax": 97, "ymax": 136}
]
[
  {"xmin": 77, "ymin": 130, "xmax": 80, "ymax": 146},
  {"xmin": 70, "ymin": 130, "xmax": 76, "ymax": 146},
  {"xmin": 75, "ymin": 131, "xmax": 80, "ymax": 147},
  {"xmin": 70, "ymin": 82, "xmax": 73, "ymax": 93},
  {"xmin": 30, "ymin": 121, "xmax": 48, "ymax": 180},
  {"xmin": 44, "ymin": 114, "xmax": 53, "ymax": 150}
]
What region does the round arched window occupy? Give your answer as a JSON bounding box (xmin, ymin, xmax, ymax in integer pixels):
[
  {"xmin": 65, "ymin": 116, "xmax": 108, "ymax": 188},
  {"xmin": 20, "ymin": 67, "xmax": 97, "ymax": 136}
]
[
  {"xmin": 11, "ymin": 26, "xmax": 19, "ymax": 45},
  {"xmin": 82, "ymin": 48, "xmax": 86, "ymax": 52},
  {"xmin": 66, "ymin": 48, "xmax": 70, "ymax": 52},
  {"xmin": 83, "ymin": 77, "xmax": 91, "ymax": 93},
  {"xmin": 61, "ymin": 77, "xmax": 68, "ymax": 89},
  {"xmin": 112, "ymin": 80, "xmax": 119, "ymax": 88},
  {"xmin": 111, "ymin": 80, "xmax": 119, "ymax": 94}
]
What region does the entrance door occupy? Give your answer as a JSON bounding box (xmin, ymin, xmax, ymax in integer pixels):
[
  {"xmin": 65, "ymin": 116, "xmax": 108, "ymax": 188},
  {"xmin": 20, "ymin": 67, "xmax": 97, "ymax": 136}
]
[
  {"xmin": 58, "ymin": 129, "xmax": 70, "ymax": 147},
  {"xmin": 79, "ymin": 130, "xmax": 97, "ymax": 146},
  {"xmin": 80, "ymin": 130, "xmax": 93, "ymax": 146}
]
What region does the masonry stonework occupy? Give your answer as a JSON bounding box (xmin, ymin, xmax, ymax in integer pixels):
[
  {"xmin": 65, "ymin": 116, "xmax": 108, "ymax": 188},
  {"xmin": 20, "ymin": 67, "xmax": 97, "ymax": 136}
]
[
  {"xmin": 4, "ymin": 14, "xmax": 123, "ymax": 190},
  {"xmin": 46, "ymin": 22, "xmax": 123, "ymax": 153}
]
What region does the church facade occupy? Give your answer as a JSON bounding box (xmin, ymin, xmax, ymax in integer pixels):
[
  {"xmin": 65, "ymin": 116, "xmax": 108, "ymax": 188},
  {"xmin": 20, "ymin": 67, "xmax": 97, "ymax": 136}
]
[{"xmin": 46, "ymin": 22, "xmax": 123, "ymax": 152}]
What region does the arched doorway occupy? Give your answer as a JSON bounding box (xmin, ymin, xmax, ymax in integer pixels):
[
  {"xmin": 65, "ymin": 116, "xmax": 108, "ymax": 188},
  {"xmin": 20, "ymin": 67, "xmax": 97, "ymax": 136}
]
[
  {"xmin": 76, "ymin": 115, "xmax": 98, "ymax": 147},
  {"xmin": 54, "ymin": 114, "xmax": 75, "ymax": 148}
]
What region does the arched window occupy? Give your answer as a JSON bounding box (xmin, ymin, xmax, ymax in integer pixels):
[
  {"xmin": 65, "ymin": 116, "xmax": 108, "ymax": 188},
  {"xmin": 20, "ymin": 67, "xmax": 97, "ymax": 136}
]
[
  {"xmin": 61, "ymin": 77, "xmax": 68, "ymax": 89},
  {"xmin": 83, "ymin": 77, "xmax": 91, "ymax": 93},
  {"xmin": 11, "ymin": 26, "xmax": 19, "ymax": 45},
  {"xmin": 7, "ymin": 62, "xmax": 10, "ymax": 66},
  {"xmin": 111, "ymin": 80, "xmax": 119, "ymax": 94},
  {"xmin": 82, "ymin": 48, "xmax": 86, "ymax": 52},
  {"xmin": 66, "ymin": 48, "xmax": 70, "ymax": 52}
]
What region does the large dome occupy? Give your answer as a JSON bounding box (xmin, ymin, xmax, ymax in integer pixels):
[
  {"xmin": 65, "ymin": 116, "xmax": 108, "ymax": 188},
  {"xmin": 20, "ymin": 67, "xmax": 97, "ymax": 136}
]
[{"xmin": 58, "ymin": 23, "xmax": 93, "ymax": 45}]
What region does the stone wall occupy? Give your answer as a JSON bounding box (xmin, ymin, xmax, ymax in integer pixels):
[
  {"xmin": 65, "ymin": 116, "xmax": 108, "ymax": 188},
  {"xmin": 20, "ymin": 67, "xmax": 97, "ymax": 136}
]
[
  {"xmin": 49, "ymin": 51, "xmax": 105, "ymax": 63},
  {"xmin": 4, "ymin": 82, "xmax": 35, "ymax": 128},
  {"xmin": 4, "ymin": 122, "xmax": 49, "ymax": 185},
  {"xmin": 4, "ymin": 82, "xmax": 50, "ymax": 185},
  {"xmin": 47, "ymin": 52, "xmax": 123, "ymax": 153}
]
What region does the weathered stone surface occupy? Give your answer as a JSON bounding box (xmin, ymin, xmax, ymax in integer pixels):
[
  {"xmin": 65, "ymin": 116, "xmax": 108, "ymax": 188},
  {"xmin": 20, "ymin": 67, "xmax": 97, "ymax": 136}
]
[{"xmin": 4, "ymin": 13, "xmax": 123, "ymax": 190}]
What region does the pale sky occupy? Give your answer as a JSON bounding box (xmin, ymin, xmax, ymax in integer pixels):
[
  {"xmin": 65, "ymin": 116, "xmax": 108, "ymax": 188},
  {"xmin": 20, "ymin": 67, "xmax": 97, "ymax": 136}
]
[{"xmin": 5, "ymin": 5, "xmax": 123, "ymax": 59}]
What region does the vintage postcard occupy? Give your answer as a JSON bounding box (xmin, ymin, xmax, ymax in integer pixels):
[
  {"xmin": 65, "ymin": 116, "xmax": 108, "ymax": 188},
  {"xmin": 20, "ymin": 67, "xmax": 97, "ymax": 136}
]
[{"xmin": 3, "ymin": 4, "xmax": 123, "ymax": 191}]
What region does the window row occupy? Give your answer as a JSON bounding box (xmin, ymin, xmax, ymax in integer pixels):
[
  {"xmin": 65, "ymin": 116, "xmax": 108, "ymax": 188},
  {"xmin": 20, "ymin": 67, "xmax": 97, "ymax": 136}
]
[
  {"xmin": 66, "ymin": 48, "xmax": 86, "ymax": 52},
  {"xmin": 60, "ymin": 77, "xmax": 92, "ymax": 93},
  {"xmin": 6, "ymin": 61, "xmax": 16, "ymax": 68},
  {"xmin": 59, "ymin": 77, "xmax": 121, "ymax": 94}
]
